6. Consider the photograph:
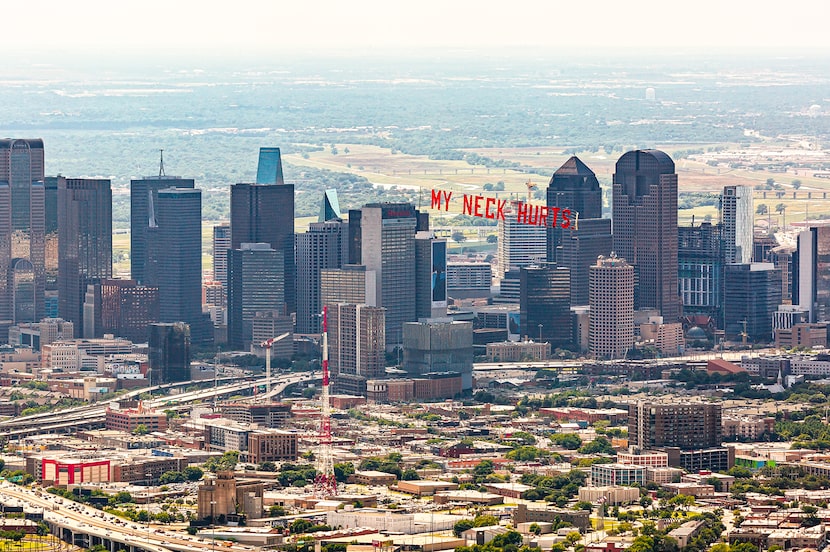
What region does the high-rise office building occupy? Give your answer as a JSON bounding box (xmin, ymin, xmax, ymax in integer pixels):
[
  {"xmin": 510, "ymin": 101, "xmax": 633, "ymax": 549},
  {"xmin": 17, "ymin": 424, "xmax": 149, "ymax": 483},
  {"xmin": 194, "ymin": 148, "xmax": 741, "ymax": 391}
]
[
  {"xmin": 230, "ymin": 147, "xmax": 295, "ymax": 313},
  {"xmin": 402, "ymin": 319, "xmax": 474, "ymax": 390},
  {"xmin": 295, "ymin": 219, "xmax": 348, "ymax": 334},
  {"xmin": 0, "ymin": 138, "xmax": 46, "ymax": 333},
  {"xmin": 558, "ymin": 218, "xmax": 612, "ymax": 306},
  {"xmin": 328, "ymin": 303, "xmax": 386, "ymax": 395},
  {"xmin": 724, "ymin": 263, "xmax": 782, "ymax": 342},
  {"xmin": 148, "ymin": 322, "xmax": 191, "ymax": 385},
  {"xmin": 678, "ymin": 222, "xmax": 722, "ymax": 321},
  {"xmin": 83, "ymin": 279, "xmax": 159, "ymax": 342},
  {"xmin": 57, "ymin": 178, "xmax": 112, "ymax": 336},
  {"xmin": 721, "ymin": 185, "xmax": 754, "ymax": 264},
  {"xmin": 44, "ymin": 176, "xmax": 59, "ymax": 292},
  {"xmin": 629, "ymin": 401, "xmax": 722, "ymax": 451},
  {"xmin": 320, "ymin": 189, "xmax": 342, "ymax": 222},
  {"xmin": 415, "ymin": 232, "xmax": 447, "ymax": 320},
  {"xmin": 612, "ymin": 150, "xmax": 680, "ymax": 322},
  {"xmin": 148, "ymin": 188, "xmax": 212, "ymax": 345},
  {"xmin": 321, "ymin": 265, "xmax": 377, "ymax": 308},
  {"xmin": 589, "ymin": 254, "xmax": 634, "ymax": 360},
  {"xmin": 497, "ymin": 213, "xmax": 546, "ymax": 280},
  {"xmin": 519, "ymin": 264, "xmax": 571, "ymax": 348},
  {"xmin": 130, "ymin": 175, "xmax": 194, "ymax": 284},
  {"xmin": 795, "ymin": 226, "xmax": 830, "ymax": 323},
  {"xmin": 348, "ymin": 203, "xmax": 419, "ymax": 346},
  {"xmin": 546, "ymin": 156, "xmax": 603, "ymax": 263},
  {"xmin": 227, "ymin": 243, "xmax": 284, "ymax": 350},
  {"xmin": 213, "ymin": 224, "xmax": 231, "ymax": 288}
]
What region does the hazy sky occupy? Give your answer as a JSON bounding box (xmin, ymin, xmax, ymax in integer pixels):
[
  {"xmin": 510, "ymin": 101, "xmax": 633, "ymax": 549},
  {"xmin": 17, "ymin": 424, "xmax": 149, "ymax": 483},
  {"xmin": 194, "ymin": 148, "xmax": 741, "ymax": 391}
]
[{"xmin": 8, "ymin": 0, "xmax": 830, "ymax": 55}]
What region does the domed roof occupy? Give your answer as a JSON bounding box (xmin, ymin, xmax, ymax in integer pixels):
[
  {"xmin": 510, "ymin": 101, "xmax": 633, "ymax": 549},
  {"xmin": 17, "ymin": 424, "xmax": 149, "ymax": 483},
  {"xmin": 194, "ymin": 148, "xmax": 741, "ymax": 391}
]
[{"xmin": 686, "ymin": 326, "xmax": 707, "ymax": 340}]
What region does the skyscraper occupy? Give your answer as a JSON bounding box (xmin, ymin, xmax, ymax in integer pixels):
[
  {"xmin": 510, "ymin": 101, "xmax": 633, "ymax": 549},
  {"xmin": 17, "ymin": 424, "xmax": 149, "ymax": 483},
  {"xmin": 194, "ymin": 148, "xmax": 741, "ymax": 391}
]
[
  {"xmin": 43, "ymin": 175, "xmax": 59, "ymax": 292},
  {"xmin": 130, "ymin": 175, "xmax": 194, "ymax": 284},
  {"xmin": 558, "ymin": 218, "xmax": 612, "ymax": 306},
  {"xmin": 794, "ymin": 226, "xmax": 830, "ymax": 323},
  {"xmin": 546, "ymin": 156, "xmax": 603, "ymax": 263},
  {"xmin": 348, "ymin": 203, "xmax": 419, "ymax": 347},
  {"xmin": 329, "ymin": 303, "xmax": 386, "ymax": 395},
  {"xmin": 519, "ymin": 264, "xmax": 571, "ymax": 348},
  {"xmin": 0, "ymin": 139, "xmax": 46, "ymax": 332},
  {"xmin": 321, "ymin": 265, "xmax": 377, "ymax": 307},
  {"xmin": 678, "ymin": 222, "xmax": 722, "ymax": 321},
  {"xmin": 589, "ymin": 254, "xmax": 634, "ymax": 360},
  {"xmin": 724, "ymin": 263, "xmax": 781, "ymax": 342},
  {"xmin": 57, "ymin": 178, "xmax": 112, "ymax": 336},
  {"xmin": 148, "ymin": 322, "xmax": 191, "ymax": 385},
  {"xmin": 629, "ymin": 401, "xmax": 722, "ymax": 451},
  {"xmin": 721, "ymin": 185, "xmax": 754, "ymax": 264},
  {"xmin": 295, "ymin": 219, "xmax": 348, "ymax": 334},
  {"xmin": 497, "ymin": 213, "xmax": 546, "ymax": 281},
  {"xmin": 227, "ymin": 243, "xmax": 284, "ymax": 350},
  {"xmin": 415, "ymin": 232, "xmax": 447, "ymax": 319},
  {"xmin": 212, "ymin": 223, "xmax": 231, "ymax": 288},
  {"xmin": 149, "ymin": 188, "xmax": 212, "ymax": 344},
  {"xmin": 83, "ymin": 279, "xmax": 159, "ymax": 342},
  {"xmin": 612, "ymin": 149, "xmax": 680, "ymax": 322},
  {"xmin": 230, "ymin": 147, "xmax": 295, "ymax": 313}
]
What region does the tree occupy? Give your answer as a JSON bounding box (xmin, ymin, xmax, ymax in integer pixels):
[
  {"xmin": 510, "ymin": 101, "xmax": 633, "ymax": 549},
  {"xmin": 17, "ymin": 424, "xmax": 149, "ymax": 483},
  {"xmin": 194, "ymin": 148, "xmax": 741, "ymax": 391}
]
[
  {"xmin": 792, "ymin": 179, "xmax": 802, "ymax": 189},
  {"xmin": 451, "ymin": 231, "xmax": 467, "ymax": 243},
  {"xmin": 159, "ymin": 471, "xmax": 186, "ymax": 484},
  {"xmin": 268, "ymin": 505, "xmax": 286, "ymax": 517},
  {"xmin": 453, "ymin": 519, "xmax": 474, "ymax": 537},
  {"xmin": 184, "ymin": 466, "xmax": 204, "ymax": 481},
  {"xmin": 401, "ymin": 469, "xmax": 420, "ymax": 481},
  {"xmin": 486, "ymin": 234, "xmax": 497, "ymax": 244},
  {"xmin": 756, "ymin": 204, "xmax": 768, "ymax": 215},
  {"xmin": 334, "ymin": 462, "xmax": 355, "ymax": 483},
  {"xmin": 529, "ymin": 523, "xmax": 542, "ymax": 535},
  {"xmin": 132, "ymin": 424, "xmax": 149, "ymax": 435},
  {"xmin": 113, "ymin": 491, "xmax": 134, "ymax": 504},
  {"xmin": 258, "ymin": 462, "xmax": 277, "ymax": 472}
]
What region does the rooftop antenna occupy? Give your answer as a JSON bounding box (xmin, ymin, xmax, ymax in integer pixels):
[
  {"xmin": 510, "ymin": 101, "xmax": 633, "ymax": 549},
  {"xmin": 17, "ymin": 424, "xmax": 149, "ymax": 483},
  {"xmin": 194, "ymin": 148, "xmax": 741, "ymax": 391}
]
[{"xmin": 158, "ymin": 149, "xmax": 166, "ymax": 177}]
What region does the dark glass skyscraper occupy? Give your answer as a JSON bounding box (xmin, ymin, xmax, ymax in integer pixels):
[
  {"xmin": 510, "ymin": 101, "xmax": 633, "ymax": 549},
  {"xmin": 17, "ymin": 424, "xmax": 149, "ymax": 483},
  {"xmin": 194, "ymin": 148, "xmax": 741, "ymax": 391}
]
[
  {"xmin": 546, "ymin": 156, "xmax": 603, "ymax": 263},
  {"xmin": 57, "ymin": 178, "xmax": 112, "ymax": 336},
  {"xmin": 148, "ymin": 188, "xmax": 212, "ymax": 344},
  {"xmin": 231, "ymin": 148, "xmax": 295, "ymax": 313},
  {"xmin": 148, "ymin": 322, "xmax": 191, "ymax": 385},
  {"xmin": 295, "ymin": 219, "xmax": 348, "ymax": 334},
  {"xmin": 0, "ymin": 139, "xmax": 46, "ymax": 331},
  {"xmin": 519, "ymin": 264, "xmax": 572, "ymax": 348},
  {"xmin": 678, "ymin": 222, "xmax": 722, "ymax": 321},
  {"xmin": 227, "ymin": 243, "xmax": 284, "ymax": 350},
  {"xmin": 612, "ymin": 150, "xmax": 680, "ymax": 322},
  {"xmin": 130, "ymin": 175, "xmax": 194, "ymax": 284}
]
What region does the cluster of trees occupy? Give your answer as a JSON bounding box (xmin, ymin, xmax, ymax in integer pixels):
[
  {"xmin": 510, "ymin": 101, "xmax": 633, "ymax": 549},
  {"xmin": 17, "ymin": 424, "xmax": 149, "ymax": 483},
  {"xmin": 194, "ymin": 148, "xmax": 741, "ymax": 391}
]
[
  {"xmin": 357, "ymin": 453, "xmax": 421, "ymax": 480},
  {"xmin": 519, "ymin": 470, "xmax": 587, "ymax": 505},
  {"xmin": 456, "ymin": 529, "xmax": 539, "ymax": 552},
  {"xmin": 289, "ymin": 519, "xmax": 332, "ymax": 535},
  {"xmin": 277, "ymin": 463, "xmax": 318, "ymax": 488},
  {"xmin": 204, "ymin": 451, "xmax": 239, "ymax": 472},
  {"xmin": 158, "ymin": 467, "xmax": 203, "ymax": 484}
]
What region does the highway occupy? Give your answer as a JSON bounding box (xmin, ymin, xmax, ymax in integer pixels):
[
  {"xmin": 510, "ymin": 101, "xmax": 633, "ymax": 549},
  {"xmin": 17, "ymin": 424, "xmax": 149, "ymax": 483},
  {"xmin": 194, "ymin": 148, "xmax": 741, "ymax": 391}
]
[{"xmin": 0, "ymin": 372, "xmax": 318, "ymax": 440}]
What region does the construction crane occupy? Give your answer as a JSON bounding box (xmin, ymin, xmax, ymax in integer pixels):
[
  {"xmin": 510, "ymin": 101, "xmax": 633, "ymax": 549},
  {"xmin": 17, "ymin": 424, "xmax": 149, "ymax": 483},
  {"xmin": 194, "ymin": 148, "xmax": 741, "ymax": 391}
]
[
  {"xmin": 525, "ymin": 179, "xmax": 537, "ymax": 203},
  {"xmin": 260, "ymin": 333, "xmax": 290, "ymax": 397}
]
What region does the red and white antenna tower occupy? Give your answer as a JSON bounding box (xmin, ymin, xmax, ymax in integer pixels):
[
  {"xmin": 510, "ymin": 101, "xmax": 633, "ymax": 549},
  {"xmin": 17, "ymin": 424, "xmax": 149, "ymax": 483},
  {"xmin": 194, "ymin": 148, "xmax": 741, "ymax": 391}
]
[{"xmin": 313, "ymin": 306, "xmax": 337, "ymax": 497}]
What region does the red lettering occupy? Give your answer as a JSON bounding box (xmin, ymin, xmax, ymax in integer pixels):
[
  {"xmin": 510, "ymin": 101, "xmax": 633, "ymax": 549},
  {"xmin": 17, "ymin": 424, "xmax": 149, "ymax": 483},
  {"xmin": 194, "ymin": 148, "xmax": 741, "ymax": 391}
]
[
  {"xmin": 516, "ymin": 201, "xmax": 529, "ymax": 224},
  {"xmin": 538, "ymin": 206, "xmax": 548, "ymax": 227},
  {"xmin": 495, "ymin": 199, "xmax": 506, "ymax": 221},
  {"xmin": 561, "ymin": 209, "xmax": 571, "ymax": 229},
  {"xmin": 462, "ymin": 194, "xmax": 474, "ymax": 216},
  {"xmin": 431, "ymin": 189, "xmax": 442, "ymax": 210},
  {"xmin": 549, "ymin": 207, "xmax": 560, "ymax": 228},
  {"xmin": 485, "ymin": 197, "xmax": 495, "ymax": 219},
  {"xmin": 442, "ymin": 190, "xmax": 453, "ymax": 211},
  {"xmin": 527, "ymin": 205, "xmax": 539, "ymax": 226},
  {"xmin": 474, "ymin": 195, "xmax": 483, "ymax": 218}
]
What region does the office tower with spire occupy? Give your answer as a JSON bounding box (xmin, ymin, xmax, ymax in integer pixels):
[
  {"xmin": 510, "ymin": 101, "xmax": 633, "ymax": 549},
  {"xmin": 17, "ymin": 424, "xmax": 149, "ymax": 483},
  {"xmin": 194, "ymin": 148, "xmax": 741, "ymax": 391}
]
[
  {"xmin": 296, "ymin": 219, "xmax": 348, "ymax": 334},
  {"xmin": 148, "ymin": 188, "xmax": 212, "ymax": 344},
  {"xmin": 0, "ymin": 139, "xmax": 46, "ymax": 334},
  {"xmin": 57, "ymin": 178, "xmax": 112, "ymax": 336},
  {"xmin": 589, "ymin": 254, "xmax": 634, "ymax": 359},
  {"xmin": 230, "ymin": 147, "xmax": 295, "ymax": 313},
  {"xmin": 546, "ymin": 156, "xmax": 604, "ymax": 263},
  {"xmin": 130, "ymin": 153, "xmax": 194, "ymax": 284},
  {"xmin": 721, "ymin": 185, "xmax": 754, "ymax": 264},
  {"xmin": 612, "ymin": 150, "xmax": 680, "ymax": 322}
]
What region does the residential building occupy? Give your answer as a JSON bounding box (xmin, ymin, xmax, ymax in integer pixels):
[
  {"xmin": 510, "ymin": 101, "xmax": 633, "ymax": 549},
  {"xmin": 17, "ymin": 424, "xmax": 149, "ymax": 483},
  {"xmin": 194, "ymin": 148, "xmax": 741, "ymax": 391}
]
[
  {"xmin": 721, "ymin": 185, "xmax": 754, "ymax": 264},
  {"xmin": 591, "ymin": 464, "xmax": 646, "ymax": 487},
  {"xmin": 628, "ymin": 402, "xmax": 722, "ymax": 451},
  {"xmin": 328, "ymin": 303, "xmax": 386, "ymax": 395},
  {"xmin": 320, "ymin": 264, "xmax": 377, "ymax": 307}
]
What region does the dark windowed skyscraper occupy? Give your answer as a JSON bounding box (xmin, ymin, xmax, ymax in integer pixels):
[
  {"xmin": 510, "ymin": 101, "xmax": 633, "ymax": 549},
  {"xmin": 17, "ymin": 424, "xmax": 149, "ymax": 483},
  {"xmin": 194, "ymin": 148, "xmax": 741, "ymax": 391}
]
[
  {"xmin": 130, "ymin": 175, "xmax": 194, "ymax": 284},
  {"xmin": 227, "ymin": 243, "xmax": 284, "ymax": 350},
  {"xmin": 519, "ymin": 264, "xmax": 572, "ymax": 348},
  {"xmin": 231, "ymin": 148, "xmax": 295, "ymax": 313},
  {"xmin": 0, "ymin": 139, "xmax": 46, "ymax": 332},
  {"xmin": 295, "ymin": 219, "xmax": 348, "ymax": 334},
  {"xmin": 148, "ymin": 322, "xmax": 191, "ymax": 385},
  {"xmin": 612, "ymin": 150, "xmax": 680, "ymax": 322},
  {"xmin": 57, "ymin": 178, "xmax": 112, "ymax": 336},
  {"xmin": 546, "ymin": 156, "xmax": 603, "ymax": 263},
  {"xmin": 678, "ymin": 222, "xmax": 722, "ymax": 321},
  {"xmin": 148, "ymin": 188, "xmax": 212, "ymax": 344}
]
